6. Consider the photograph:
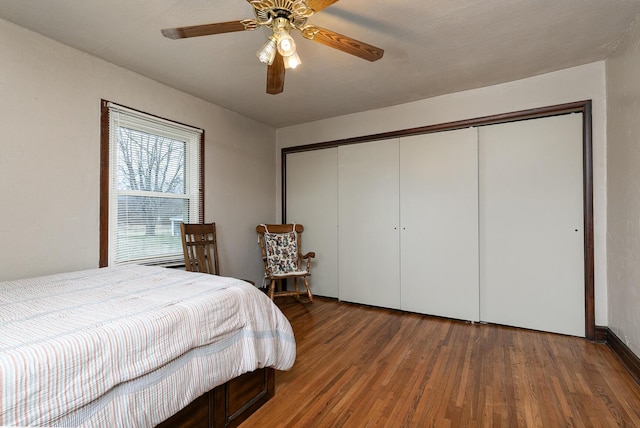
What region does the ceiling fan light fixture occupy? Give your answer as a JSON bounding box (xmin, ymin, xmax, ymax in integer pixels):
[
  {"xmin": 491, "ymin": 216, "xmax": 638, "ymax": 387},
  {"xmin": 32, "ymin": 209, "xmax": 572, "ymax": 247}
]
[
  {"xmin": 161, "ymin": 0, "xmax": 385, "ymax": 95},
  {"xmin": 257, "ymin": 36, "xmax": 277, "ymax": 65},
  {"xmin": 283, "ymin": 51, "xmax": 302, "ymax": 69}
]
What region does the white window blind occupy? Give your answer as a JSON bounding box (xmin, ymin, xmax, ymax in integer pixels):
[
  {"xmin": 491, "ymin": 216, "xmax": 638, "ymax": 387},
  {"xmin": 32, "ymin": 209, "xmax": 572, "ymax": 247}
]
[{"xmin": 106, "ymin": 102, "xmax": 203, "ymax": 266}]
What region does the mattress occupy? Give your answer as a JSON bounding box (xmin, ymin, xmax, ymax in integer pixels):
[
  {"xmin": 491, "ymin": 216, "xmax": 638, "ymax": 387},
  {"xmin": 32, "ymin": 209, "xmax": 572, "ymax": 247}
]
[{"xmin": 0, "ymin": 265, "xmax": 296, "ymax": 427}]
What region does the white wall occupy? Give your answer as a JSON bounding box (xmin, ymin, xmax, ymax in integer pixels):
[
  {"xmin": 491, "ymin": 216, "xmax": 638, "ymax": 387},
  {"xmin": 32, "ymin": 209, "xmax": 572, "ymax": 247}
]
[
  {"xmin": 606, "ymin": 15, "xmax": 640, "ymax": 357},
  {"xmin": 276, "ymin": 62, "xmax": 609, "ymax": 326},
  {"xmin": 0, "ymin": 18, "xmax": 276, "ymax": 284}
]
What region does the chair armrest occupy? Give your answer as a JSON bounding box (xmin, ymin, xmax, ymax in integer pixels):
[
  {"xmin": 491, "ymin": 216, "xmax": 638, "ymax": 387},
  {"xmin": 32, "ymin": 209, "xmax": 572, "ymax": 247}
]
[{"xmin": 300, "ymin": 252, "xmax": 315, "ymax": 273}]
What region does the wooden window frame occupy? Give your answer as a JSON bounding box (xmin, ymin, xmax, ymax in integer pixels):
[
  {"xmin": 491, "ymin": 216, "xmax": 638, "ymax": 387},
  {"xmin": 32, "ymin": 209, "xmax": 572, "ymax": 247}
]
[{"xmin": 99, "ymin": 99, "xmax": 205, "ymax": 267}]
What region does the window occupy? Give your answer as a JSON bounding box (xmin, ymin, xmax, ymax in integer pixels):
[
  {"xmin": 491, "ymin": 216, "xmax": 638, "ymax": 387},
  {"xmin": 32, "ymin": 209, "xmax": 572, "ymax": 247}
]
[{"xmin": 100, "ymin": 101, "xmax": 203, "ymax": 266}]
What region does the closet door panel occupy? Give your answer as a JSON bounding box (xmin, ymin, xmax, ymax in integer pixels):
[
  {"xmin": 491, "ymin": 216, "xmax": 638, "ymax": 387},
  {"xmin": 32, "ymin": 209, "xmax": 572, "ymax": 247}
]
[
  {"xmin": 400, "ymin": 128, "xmax": 479, "ymax": 321},
  {"xmin": 338, "ymin": 140, "xmax": 401, "ymax": 309},
  {"xmin": 479, "ymin": 114, "xmax": 585, "ymax": 336},
  {"xmin": 286, "ymin": 149, "xmax": 339, "ymax": 298}
]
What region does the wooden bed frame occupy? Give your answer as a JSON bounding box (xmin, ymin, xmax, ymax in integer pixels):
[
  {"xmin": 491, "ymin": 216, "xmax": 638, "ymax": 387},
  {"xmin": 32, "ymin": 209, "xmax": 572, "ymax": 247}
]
[{"xmin": 156, "ymin": 367, "xmax": 274, "ymax": 428}]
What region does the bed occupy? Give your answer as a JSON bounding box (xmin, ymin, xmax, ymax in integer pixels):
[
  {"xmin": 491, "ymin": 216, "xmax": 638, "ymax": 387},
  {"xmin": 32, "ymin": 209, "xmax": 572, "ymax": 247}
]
[{"xmin": 0, "ymin": 265, "xmax": 296, "ymax": 427}]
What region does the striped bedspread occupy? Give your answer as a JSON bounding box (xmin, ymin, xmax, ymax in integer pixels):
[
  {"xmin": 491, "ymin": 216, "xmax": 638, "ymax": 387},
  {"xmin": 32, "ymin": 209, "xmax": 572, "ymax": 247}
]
[{"xmin": 0, "ymin": 265, "xmax": 296, "ymax": 427}]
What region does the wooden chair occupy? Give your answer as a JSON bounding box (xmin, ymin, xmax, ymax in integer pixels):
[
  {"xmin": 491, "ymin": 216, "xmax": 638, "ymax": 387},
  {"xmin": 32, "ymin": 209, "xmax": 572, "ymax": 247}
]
[
  {"xmin": 180, "ymin": 222, "xmax": 220, "ymax": 274},
  {"xmin": 256, "ymin": 224, "xmax": 315, "ymax": 302},
  {"xmin": 181, "ymin": 223, "xmax": 256, "ymax": 286}
]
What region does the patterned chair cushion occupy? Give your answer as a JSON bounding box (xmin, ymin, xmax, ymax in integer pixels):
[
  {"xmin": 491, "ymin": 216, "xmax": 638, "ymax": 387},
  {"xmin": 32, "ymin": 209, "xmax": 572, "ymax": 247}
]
[{"xmin": 264, "ymin": 231, "xmax": 299, "ymax": 275}]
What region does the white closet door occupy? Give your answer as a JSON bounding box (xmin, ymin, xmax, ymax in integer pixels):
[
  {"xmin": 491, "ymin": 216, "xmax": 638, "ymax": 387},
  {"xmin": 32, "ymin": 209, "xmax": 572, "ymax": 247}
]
[
  {"xmin": 479, "ymin": 114, "xmax": 585, "ymax": 336},
  {"xmin": 400, "ymin": 128, "xmax": 479, "ymax": 321},
  {"xmin": 338, "ymin": 139, "xmax": 401, "ymax": 309},
  {"xmin": 286, "ymin": 149, "xmax": 339, "ymax": 298}
]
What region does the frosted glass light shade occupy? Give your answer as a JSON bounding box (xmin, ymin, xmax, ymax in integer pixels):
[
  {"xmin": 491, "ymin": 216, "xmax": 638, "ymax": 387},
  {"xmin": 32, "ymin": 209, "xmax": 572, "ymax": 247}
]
[
  {"xmin": 283, "ymin": 51, "xmax": 301, "ymax": 69},
  {"xmin": 257, "ymin": 37, "xmax": 277, "ymax": 65},
  {"xmin": 275, "ymin": 30, "xmax": 296, "ymax": 57}
]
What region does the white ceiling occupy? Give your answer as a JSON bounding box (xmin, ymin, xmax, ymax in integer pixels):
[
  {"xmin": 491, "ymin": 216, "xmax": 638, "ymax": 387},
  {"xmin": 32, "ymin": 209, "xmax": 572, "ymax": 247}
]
[{"xmin": 1, "ymin": 0, "xmax": 639, "ymax": 127}]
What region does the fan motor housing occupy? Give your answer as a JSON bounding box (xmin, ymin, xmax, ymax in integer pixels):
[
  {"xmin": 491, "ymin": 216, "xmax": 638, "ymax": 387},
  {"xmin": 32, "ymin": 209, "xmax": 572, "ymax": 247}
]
[{"xmin": 253, "ymin": 0, "xmax": 310, "ymax": 26}]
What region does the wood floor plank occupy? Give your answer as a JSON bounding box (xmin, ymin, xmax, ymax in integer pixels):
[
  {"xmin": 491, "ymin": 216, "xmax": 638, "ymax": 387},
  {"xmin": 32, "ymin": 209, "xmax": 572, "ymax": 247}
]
[{"xmin": 241, "ymin": 298, "xmax": 640, "ymax": 427}]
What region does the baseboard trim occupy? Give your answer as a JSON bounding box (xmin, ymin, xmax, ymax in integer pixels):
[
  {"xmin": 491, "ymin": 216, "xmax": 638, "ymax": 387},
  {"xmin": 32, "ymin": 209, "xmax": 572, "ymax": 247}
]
[
  {"xmin": 599, "ymin": 326, "xmax": 640, "ymax": 385},
  {"xmin": 595, "ymin": 325, "xmax": 608, "ymax": 342}
]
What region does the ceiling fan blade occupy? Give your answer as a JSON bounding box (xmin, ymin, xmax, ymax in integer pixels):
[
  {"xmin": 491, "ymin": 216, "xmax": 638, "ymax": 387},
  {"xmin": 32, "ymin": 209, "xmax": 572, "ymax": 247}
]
[
  {"xmin": 310, "ymin": 27, "xmax": 384, "ymax": 62},
  {"xmin": 267, "ymin": 53, "xmax": 285, "ymax": 95},
  {"xmin": 161, "ymin": 20, "xmax": 250, "ymax": 39},
  {"xmin": 305, "ymin": 0, "xmax": 340, "ymax": 12}
]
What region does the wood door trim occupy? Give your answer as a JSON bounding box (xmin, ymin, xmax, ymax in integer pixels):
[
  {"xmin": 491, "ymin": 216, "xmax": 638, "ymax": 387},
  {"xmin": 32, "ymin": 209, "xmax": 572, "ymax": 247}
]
[{"xmin": 281, "ymin": 100, "xmax": 595, "ymax": 340}]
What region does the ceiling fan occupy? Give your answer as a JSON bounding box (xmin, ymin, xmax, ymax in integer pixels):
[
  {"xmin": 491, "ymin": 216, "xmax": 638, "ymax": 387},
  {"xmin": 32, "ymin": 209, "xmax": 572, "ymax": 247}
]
[{"xmin": 161, "ymin": 0, "xmax": 384, "ymax": 95}]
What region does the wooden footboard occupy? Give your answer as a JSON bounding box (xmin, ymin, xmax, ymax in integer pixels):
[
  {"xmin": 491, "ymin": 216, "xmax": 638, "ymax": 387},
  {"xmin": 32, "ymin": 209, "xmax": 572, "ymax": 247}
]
[{"xmin": 156, "ymin": 367, "xmax": 275, "ymax": 428}]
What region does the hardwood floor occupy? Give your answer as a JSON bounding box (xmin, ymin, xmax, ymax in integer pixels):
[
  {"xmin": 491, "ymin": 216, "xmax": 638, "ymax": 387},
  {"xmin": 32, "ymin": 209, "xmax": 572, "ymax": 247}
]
[{"xmin": 242, "ymin": 297, "xmax": 640, "ymax": 427}]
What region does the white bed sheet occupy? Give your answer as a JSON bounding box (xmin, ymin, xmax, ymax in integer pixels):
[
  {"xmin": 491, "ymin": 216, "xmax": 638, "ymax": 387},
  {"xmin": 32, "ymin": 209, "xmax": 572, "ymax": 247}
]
[{"xmin": 0, "ymin": 265, "xmax": 296, "ymax": 427}]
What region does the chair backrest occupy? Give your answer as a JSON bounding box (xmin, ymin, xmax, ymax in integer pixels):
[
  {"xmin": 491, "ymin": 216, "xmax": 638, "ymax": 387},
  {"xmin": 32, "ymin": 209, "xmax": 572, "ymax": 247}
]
[
  {"xmin": 256, "ymin": 224, "xmax": 304, "ymax": 277},
  {"xmin": 180, "ymin": 223, "xmax": 220, "ymax": 275}
]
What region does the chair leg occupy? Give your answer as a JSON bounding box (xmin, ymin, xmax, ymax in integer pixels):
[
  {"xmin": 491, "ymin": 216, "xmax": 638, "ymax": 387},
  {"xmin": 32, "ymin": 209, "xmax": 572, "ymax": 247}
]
[
  {"xmin": 303, "ymin": 277, "xmax": 313, "ymax": 303},
  {"xmin": 293, "ymin": 277, "xmax": 301, "ymax": 301},
  {"xmin": 268, "ymin": 279, "xmax": 276, "ymax": 300}
]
